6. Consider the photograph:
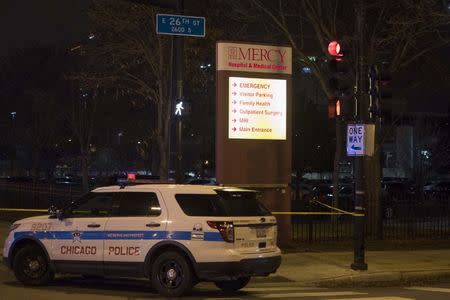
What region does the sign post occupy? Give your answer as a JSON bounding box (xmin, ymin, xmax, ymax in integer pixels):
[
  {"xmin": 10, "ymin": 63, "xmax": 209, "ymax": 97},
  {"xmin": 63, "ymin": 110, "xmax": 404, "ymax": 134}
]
[
  {"xmin": 216, "ymin": 41, "xmax": 292, "ymax": 245},
  {"xmin": 156, "ymin": 11, "xmax": 205, "ymax": 183},
  {"xmin": 347, "ymin": 123, "xmax": 374, "ymax": 271}
]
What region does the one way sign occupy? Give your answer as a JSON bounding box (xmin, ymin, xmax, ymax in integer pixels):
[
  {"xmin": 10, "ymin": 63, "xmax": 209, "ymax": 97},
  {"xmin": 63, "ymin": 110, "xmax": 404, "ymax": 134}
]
[{"xmin": 347, "ymin": 124, "xmax": 375, "ymax": 157}]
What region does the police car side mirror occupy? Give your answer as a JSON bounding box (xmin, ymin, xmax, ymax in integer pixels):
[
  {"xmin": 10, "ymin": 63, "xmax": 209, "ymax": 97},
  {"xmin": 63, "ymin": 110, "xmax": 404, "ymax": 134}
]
[
  {"xmin": 48, "ymin": 205, "xmax": 57, "ymax": 217},
  {"xmin": 49, "ymin": 206, "xmax": 64, "ymax": 220},
  {"xmin": 56, "ymin": 210, "xmax": 64, "ymax": 220}
]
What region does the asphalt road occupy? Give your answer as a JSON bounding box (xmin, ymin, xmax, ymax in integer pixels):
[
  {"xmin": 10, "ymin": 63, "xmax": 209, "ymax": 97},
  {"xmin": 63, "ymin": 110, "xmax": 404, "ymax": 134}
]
[{"xmin": 1, "ymin": 266, "xmax": 450, "ymax": 300}]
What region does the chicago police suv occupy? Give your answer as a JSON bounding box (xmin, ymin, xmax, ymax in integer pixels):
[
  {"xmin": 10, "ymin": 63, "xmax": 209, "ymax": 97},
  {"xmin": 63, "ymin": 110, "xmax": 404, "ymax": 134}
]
[{"xmin": 3, "ymin": 184, "xmax": 281, "ymax": 297}]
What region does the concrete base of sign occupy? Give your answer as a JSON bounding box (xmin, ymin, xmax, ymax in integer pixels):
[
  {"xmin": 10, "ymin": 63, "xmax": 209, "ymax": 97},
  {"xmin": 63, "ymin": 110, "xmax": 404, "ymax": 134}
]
[
  {"xmin": 262, "ymin": 186, "xmax": 292, "ymax": 247},
  {"xmin": 229, "ymin": 184, "xmax": 292, "ymax": 247}
]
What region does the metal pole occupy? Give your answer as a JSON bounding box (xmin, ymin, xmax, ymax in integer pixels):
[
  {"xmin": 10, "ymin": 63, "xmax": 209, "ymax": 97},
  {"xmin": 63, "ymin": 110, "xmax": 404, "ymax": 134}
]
[
  {"xmin": 174, "ymin": 0, "xmax": 184, "ymax": 184},
  {"xmin": 351, "ymin": 0, "xmax": 368, "ymax": 271}
]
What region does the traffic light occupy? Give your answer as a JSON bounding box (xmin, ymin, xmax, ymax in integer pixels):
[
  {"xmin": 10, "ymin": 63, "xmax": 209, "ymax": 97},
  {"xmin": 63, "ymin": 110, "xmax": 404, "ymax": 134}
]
[
  {"xmin": 368, "ymin": 64, "xmax": 392, "ymax": 117},
  {"xmin": 173, "ymin": 98, "xmax": 191, "ymax": 118},
  {"xmin": 328, "ymin": 97, "xmax": 341, "ymax": 119},
  {"xmin": 327, "ymin": 40, "xmax": 354, "ymax": 119}
]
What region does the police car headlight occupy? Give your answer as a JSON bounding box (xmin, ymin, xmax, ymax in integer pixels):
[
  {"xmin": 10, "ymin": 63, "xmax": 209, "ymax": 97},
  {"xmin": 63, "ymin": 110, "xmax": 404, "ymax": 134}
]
[{"xmin": 9, "ymin": 223, "xmax": 20, "ymax": 232}]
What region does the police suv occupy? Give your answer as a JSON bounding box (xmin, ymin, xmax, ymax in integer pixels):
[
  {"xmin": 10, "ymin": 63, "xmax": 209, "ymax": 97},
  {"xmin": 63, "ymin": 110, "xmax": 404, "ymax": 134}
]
[{"xmin": 3, "ymin": 184, "xmax": 281, "ymax": 297}]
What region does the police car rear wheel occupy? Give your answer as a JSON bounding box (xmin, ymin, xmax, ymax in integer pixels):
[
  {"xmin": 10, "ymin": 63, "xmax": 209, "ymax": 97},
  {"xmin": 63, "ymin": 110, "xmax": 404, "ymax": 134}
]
[
  {"xmin": 214, "ymin": 276, "xmax": 251, "ymax": 292},
  {"xmin": 13, "ymin": 245, "xmax": 53, "ymax": 286},
  {"xmin": 151, "ymin": 251, "xmax": 193, "ymax": 297}
]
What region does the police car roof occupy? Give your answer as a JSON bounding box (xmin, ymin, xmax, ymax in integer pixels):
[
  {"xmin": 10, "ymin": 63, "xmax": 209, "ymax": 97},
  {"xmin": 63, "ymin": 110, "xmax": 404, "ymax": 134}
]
[{"xmin": 92, "ymin": 184, "xmax": 255, "ymax": 194}]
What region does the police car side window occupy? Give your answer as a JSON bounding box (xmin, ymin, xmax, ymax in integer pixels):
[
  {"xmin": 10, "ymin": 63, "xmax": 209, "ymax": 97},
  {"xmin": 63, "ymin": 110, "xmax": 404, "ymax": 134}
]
[
  {"xmin": 113, "ymin": 192, "xmax": 161, "ymax": 217},
  {"xmin": 70, "ymin": 193, "xmax": 113, "ymax": 218},
  {"xmin": 175, "ymin": 194, "xmax": 227, "ymax": 216}
]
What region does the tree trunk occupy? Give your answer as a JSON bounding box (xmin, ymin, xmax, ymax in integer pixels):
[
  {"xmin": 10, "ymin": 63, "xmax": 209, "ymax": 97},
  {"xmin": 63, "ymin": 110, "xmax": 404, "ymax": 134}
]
[
  {"xmin": 81, "ymin": 149, "xmax": 89, "ymax": 192},
  {"xmin": 332, "ymin": 118, "xmax": 343, "ymax": 223},
  {"xmin": 31, "ymin": 147, "xmax": 40, "ymax": 183},
  {"xmin": 158, "ymin": 136, "xmax": 169, "ymax": 180},
  {"xmin": 156, "ymin": 80, "xmax": 170, "ymax": 180}
]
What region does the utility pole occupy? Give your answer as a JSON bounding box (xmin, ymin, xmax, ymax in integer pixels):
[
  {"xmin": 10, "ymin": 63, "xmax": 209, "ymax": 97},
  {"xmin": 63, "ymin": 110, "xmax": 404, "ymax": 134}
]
[{"xmin": 351, "ymin": 0, "xmax": 368, "ymax": 271}]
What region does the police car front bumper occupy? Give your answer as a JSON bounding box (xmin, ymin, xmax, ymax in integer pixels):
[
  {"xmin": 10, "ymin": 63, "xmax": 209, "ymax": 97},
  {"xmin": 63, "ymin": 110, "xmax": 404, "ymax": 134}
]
[{"xmin": 196, "ymin": 255, "xmax": 281, "ymax": 281}]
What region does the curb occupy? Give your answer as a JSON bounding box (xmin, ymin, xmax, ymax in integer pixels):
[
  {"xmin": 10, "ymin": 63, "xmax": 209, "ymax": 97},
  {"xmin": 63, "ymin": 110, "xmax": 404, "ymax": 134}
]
[{"xmin": 314, "ymin": 270, "xmax": 450, "ymax": 288}]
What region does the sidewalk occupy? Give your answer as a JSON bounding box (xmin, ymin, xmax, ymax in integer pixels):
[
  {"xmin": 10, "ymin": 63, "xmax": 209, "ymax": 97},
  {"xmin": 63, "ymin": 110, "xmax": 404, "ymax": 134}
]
[{"xmin": 269, "ymin": 249, "xmax": 450, "ymax": 287}]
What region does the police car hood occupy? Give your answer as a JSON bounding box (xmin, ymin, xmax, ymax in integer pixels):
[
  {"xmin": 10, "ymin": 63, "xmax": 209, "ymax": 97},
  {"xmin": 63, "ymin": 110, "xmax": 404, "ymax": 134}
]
[{"xmin": 17, "ymin": 215, "xmax": 51, "ymax": 223}]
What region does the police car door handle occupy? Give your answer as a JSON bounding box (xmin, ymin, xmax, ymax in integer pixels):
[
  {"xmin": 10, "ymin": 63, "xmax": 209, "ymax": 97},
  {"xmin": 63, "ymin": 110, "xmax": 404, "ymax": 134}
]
[
  {"xmin": 146, "ymin": 222, "xmax": 161, "ymax": 227},
  {"xmin": 87, "ymin": 224, "xmax": 101, "ymax": 228}
]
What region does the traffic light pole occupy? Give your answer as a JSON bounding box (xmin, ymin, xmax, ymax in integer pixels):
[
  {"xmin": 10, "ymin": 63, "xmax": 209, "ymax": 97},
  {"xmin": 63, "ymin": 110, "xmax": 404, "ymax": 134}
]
[
  {"xmin": 174, "ymin": 34, "xmax": 184, "ymax": 184},
  {"xmin": 351, "ymin": 0, "xmax": 368, "ymax": 271},
  {"xmin": 174, "ymin": 0, "xmax": 184, "ymax": 184}
]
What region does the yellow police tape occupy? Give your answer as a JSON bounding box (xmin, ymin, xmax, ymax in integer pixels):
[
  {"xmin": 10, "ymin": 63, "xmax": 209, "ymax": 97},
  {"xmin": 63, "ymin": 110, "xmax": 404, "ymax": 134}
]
[
  {"xmin": 272, "ymin": 199, "xmax": 365, "ymax": 217},
  {"xmin": 0, "ymin": 200, "xmax": 365, "ymax": 217},
  {"xmin": 272, "ymin": 211, "xmax": 345, "ymax": 215},
  {"xmin": 0, "ymin": 208, "xmax": 47, "ymax": 212}
]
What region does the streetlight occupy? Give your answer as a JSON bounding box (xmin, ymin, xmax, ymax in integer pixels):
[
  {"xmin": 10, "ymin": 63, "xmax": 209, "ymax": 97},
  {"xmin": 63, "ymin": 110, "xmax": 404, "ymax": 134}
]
[{"xmin": 9, "ymin": 112, "xmax": 17, "ymax": 176}]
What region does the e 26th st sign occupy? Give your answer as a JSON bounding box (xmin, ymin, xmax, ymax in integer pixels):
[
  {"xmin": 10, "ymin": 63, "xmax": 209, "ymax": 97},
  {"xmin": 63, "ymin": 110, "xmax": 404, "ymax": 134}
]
[{"xmin": 156, "ymin": 14, "xmax": 205, "ymax": 37}]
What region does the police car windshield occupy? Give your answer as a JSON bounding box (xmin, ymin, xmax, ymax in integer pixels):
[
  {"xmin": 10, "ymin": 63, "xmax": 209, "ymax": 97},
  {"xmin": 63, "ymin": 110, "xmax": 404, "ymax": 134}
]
[
  {"xmin": 175, "ymin": 191, "xmax": 271, "ymax": 217},
  {"xmin": 65, "ymin": 192, "xmax": 98, "ymax": 209}
]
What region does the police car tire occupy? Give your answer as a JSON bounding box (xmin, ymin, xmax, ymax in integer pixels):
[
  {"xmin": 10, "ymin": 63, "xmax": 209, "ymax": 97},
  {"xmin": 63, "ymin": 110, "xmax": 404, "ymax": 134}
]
[
  {"xmin": 214, "ymin": 276, "xmax": 251, "ymax": 292},
  {"xmin": 13, "ymin": 244, "xmax": 53, "ymax": 286},
  {"xmin": 151, "ymin": 251, "xmax": 193, "ymax": 297}
]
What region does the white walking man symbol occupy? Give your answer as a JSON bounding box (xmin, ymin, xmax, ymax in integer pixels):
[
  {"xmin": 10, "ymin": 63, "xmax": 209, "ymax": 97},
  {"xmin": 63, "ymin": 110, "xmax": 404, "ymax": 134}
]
[{"xmin": 175, "ymin": 101, "xmax": 184, "ymax": 116}]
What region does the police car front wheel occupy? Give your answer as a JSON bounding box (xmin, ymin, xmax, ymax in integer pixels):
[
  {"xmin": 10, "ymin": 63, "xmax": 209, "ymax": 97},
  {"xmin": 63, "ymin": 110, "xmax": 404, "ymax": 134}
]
[
  {"xmin": 13, "ymin": 244, "xmax": 54, "ymax": 286},
  {"xmin": 151, "ymin": 251, "xmax": 193, "ymax": 297}
]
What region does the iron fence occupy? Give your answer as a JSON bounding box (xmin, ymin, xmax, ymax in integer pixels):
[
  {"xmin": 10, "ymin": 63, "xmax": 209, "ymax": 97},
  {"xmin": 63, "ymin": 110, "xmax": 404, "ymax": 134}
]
[
  {"xmin": 0, "ymin": 181, "xmax": 84, "ymax": 209},
  {"xmin": 1, "ymin": 181, "xmax": 449, "ymax": 242},
  {"xmin": 291, "ymin": 192, "xmax": 450, "ymax": 243}
]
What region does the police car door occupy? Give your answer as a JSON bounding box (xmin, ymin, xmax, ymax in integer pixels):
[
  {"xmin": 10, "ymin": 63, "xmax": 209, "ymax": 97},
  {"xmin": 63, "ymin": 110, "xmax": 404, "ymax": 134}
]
[
  {"xmin": 50, "ymin": 192, "xmax": 113, "ymax": 275},
  {"xmin": 103, "ymin": 190, "xmax": 167, "ymax": 276}
]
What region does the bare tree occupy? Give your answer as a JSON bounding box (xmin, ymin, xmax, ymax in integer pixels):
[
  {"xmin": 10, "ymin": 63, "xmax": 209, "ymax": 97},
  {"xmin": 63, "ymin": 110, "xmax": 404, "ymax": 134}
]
[
  {"xmin": 0, "ymin": 47, "xmax": 66, "ymax": 180},
  {"xmin": 72, "ymin": 0, "xmax": 172, "ymax": 179},
  {"xmin": 230, "ymin": 0, "xmax": 450, "ymax": 236},
  {"xmin": 27, "ymin": 89, "xmax": 62, "ymax": 181},
  {"xmin": 395, "ymin": 115, "xmax": 450, "ymax": 192}
]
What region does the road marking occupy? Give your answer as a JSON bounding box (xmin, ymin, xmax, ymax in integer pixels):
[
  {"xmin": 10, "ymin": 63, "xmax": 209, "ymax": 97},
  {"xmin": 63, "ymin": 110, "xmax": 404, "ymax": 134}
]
[
  {"xmin": 327, "ymin": 297, "xmax": 414, "ymax": 300},
  {"xmin": 205, "ymin": 298, "xmax": 241, "ymax": 300},
  {"xmin": 405, "ymin": 286, "xmax": 450, "ymax": 293},
  {"xmin": 243, "ymin": 286, "xmax": 326, "ymax": 292},
  {"xmin": 260, "ymin": 291, "xmax": 367, "ymax": 298}
]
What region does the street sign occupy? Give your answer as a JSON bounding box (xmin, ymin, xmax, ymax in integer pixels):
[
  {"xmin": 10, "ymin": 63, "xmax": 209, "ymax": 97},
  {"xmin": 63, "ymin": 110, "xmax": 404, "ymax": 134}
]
[
  {"xmin": 347, "ymin": 124, "xmax": 364, "ymax": 156},
  {"xmin": 228, "ymin": 77, "xmax": 286, "ymax": 140},
  {"xmin": 347, "ymin": 124, "xmax": 375, "ymax": 156},
  {"xmin": 156, "ymin": 14, "xmax": 205, "ymax": 37}
]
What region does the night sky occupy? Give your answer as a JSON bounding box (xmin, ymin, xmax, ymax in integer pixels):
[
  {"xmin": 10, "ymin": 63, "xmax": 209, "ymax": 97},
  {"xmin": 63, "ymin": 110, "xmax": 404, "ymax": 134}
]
[{"xmin": 0, "ymin": 0, "xmax": 91, "ymax": 57}]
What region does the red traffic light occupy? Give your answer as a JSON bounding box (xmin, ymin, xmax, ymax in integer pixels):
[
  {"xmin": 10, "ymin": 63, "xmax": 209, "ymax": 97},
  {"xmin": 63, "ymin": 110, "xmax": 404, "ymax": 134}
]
[
  {"xmin": 328, "ymin": 98, "xmax": 342, "ymax": 119},
  {"xmin": 328, "ymin": 41, "xmax": 343, "ymax": 57}
]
